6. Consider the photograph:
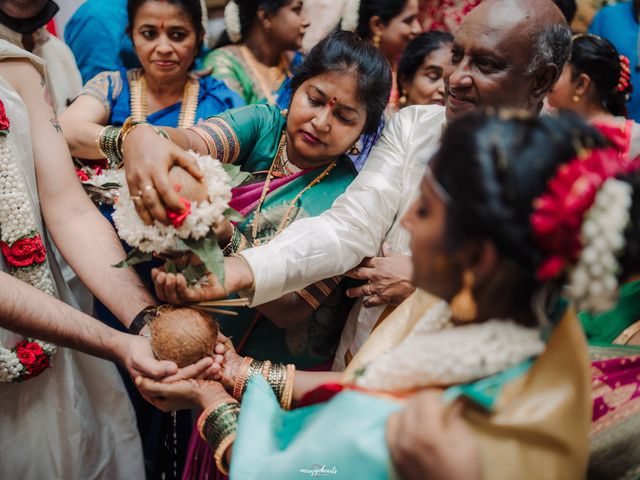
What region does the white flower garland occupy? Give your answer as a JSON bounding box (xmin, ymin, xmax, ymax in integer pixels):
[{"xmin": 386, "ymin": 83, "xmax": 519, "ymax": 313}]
[
  {"xmin": 340, "ymin": 0, "xmax": 361, "ymax": 32},
  {"xmin": 112, "ymin": 151, "xmax": 232, "ymax": 253},
  {"xmin": 0, "ymin": 131, "xmax": 57, "ymax": 383},
  {"xmin": 569, "ymin": 178, "xmax": 632, "ymax": 313},
  {"xmin": 356, "ymin": 301, "xmax": 545, "ymax": 391},
  {"xmin": 224, "ymin": 0, "xmax": 242, "ymax": 44}
]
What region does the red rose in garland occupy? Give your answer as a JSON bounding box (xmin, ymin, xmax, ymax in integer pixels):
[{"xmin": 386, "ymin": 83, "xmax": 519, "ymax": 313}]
[
  {"xmin": 0, "ymin": 99, "xmax": 10, "ymax": 134},
  {"xmin": 0, "ymin": 234, "xmax": 47, "ymax": 269},
  {"xmin": 15, "ymin": 340, "xmax": 50, "ymax": 379}
]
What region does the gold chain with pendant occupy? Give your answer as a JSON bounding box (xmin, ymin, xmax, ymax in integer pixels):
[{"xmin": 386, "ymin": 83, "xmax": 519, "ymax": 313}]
[{"xmin": 250, "ymin": 133, "xmax": 337, "ymax": 246}]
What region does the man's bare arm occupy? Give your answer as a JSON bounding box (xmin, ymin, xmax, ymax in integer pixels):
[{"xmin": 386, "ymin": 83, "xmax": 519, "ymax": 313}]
[{"xmin": 0, "ymin": 59, "xmax": 154, "ymax": 327}]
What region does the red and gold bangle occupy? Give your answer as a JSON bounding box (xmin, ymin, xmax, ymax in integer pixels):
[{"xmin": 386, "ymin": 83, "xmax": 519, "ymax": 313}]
[
  {"xmin": 232, "ymin": 356, "xmax": 253, "ymax": 400},
  {"xmin": 214, "ymin": 432, "xmax": 237, "ymax": 475}
]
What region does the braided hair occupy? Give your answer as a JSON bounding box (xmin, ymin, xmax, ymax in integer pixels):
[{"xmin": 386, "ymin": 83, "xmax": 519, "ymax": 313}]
[{"xmin": 432, "ymin": 110, "xmax": 608, "ymax": 300}]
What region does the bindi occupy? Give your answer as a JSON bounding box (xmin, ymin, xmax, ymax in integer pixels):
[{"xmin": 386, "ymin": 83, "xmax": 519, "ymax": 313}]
[{"xmin": 328, "ymin": 97, "xmax": 338, "ymax": 109}]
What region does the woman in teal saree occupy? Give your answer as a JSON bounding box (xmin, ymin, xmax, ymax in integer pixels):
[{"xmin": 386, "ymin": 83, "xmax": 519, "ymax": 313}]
[{"xmin": 121, "ymin": 31, "xmax": 392, "ymax": 479}]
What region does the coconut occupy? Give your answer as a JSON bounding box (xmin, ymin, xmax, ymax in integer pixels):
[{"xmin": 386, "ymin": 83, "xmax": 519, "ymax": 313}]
[
  {"xmin": 168, "ymin": 165, "xmax": 209, "ymax": 203},
  {"xmin": 149, "ymin": 306, "xmax": 219, "ymax": 368}
]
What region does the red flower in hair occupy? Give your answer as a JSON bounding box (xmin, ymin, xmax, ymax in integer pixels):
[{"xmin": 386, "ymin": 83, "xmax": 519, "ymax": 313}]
[{"xmin": 530, "ymin": 147, "xmax": 636, "ymax": 280}]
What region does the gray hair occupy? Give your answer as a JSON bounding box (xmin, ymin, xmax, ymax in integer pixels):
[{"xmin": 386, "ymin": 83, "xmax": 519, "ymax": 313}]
[{"xmin": 525, "ymin": 23, "xmax": 572, "ymax": 77}]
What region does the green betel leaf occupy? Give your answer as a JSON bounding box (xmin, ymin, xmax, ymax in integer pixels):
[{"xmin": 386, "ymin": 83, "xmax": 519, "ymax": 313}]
[
  {"xmin": 221, "ymin": 163, "xmax": 253, "ymax": 188},
  {"xmin": 224, "ymin": 207, "xmax": 244, "ymax": 223},
  {"xmin": 164, "ymin": 259, "xmax": 178, "ymax": 274},
  {"xmin": 112, "ymin": 249, "xmax": 153, "ymax": 268},
  {"xmin": 180, "ymin": 263, "xmax": 209, "ymax": 285},
  {"xmin": 183, "ymin": 234, "xmax": 225, "ymax": 286}
]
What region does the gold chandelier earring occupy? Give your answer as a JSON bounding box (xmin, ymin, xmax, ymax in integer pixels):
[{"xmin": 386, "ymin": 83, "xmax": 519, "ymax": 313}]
[
  {"xmin": 450, "ymin": 270, "xmax": 477, "ymax": 322},
  {"xmin": 372, "ymin": 33, "xmax": 381, "ymax": 50}
]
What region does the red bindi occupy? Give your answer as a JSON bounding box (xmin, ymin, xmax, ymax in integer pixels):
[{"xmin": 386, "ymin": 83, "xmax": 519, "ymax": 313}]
[{"xmin": 328, "ymin": 96, "xmax": 338, "ymax": 108}]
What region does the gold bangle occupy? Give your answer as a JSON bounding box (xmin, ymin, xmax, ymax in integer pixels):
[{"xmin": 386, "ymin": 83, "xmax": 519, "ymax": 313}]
[
  {"xmin": 187, "ymin": 125, "xmax": 216, "ymax": 156},
  {"xmin": 281, "ymin": 364, "xmax": 296, "ymax": 410},
  {"xmin": 214, "ymin": 432, "xmax": 236, "ymax": 475}
]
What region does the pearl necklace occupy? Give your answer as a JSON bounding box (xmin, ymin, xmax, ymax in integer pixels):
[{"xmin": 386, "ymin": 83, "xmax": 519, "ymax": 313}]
[
  {"xmin": 129, "ymin": 70, "xmax": 200, "ymax": 128},
  {"xmin": 250, "ymin": 133, "xmax": 337, "ymax": 246}
]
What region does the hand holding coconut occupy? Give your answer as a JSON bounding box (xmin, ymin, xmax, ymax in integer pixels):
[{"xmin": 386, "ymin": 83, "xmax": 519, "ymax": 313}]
[{"xmin": 111, "ymin": 151, "xmax": 251, "ymax": 367}]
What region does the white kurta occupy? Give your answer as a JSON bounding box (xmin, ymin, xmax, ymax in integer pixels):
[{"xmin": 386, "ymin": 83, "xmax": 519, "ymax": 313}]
[
  {"xmin": 0, "ymin": 42, "xmax": 144, "ymax": 479},
  {"xmin": 241, "ymin": 105, "xmax": 447, "ymax": 370}
]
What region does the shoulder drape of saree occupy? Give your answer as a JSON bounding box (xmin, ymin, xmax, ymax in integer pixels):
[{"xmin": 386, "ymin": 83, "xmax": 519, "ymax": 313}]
[
  {"xmin": 341, "ymin": 289, "xmax": 441, "ymax": 381},
  {"xmin": 464, "ymin": 311, "xmax": 591, "ymax": 479}
]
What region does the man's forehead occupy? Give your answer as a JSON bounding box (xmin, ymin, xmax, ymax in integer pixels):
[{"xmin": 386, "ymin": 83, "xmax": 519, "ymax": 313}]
[{"xmin": 453, "ymin": 10, "xmax": 531, "ymax": 53}]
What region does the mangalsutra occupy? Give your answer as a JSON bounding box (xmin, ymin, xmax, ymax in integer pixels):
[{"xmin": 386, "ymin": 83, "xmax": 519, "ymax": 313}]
[{"xmin": 250, "ymin": 133, "xmax": 337, "ymax": 246}]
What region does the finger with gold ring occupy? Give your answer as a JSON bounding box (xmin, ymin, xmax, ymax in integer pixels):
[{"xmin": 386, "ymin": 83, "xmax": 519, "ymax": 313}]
[
  {"xmin": 130, "ymin": 195, "xmax": 142, "ymax": 202},
  {"xmin": 365, "ymin": 283, "xmax": 372, "ymax": 296},
  {"xmin": 142, "ymin": 184, "xmax": 155, "ymax": 194}
]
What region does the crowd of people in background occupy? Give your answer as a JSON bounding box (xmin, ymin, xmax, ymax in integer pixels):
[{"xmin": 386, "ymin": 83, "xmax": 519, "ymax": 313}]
[{"xmin": 1, "ymin": 0, "xmax": 640, "ymax": 479}]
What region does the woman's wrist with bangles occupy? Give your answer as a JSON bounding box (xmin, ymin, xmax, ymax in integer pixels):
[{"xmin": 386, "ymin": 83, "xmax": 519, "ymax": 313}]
[
  {"xmin": 96, "ymin": 125, "xmax": 122, "ymax": 169},
  {"xmin": 231, "ymin": 357, "xmax": 296, "ymax": 409},
  {"xmin": 222, "ymin": 226, "xmax": 248, "ymax": 256},
  {"xmin": 97, "ymin": 117, "xmax": 170, "ymax": 169},
  {"xmin": 198, "ymin": 398, "xmax": 239, "ymax": 475}
]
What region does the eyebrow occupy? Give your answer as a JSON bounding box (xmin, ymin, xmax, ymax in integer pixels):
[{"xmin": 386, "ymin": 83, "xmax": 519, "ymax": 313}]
[
  {"xmin": 309, "ymin": 85, "xmax": 360, "ymax": 114},
  {"xmin": 451, "ymin": 42, "xmax": 505, "ymax": 62},
  {"xmin": 137, "ymin": 23, "xmax": 190, "ymax": 30}
]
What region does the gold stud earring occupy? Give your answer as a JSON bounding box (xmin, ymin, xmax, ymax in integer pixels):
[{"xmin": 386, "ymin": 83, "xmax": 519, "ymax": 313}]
[
  {"xmin": 450, "ymin": 270, "xmax": 477, "ymax": 322},
  {"xmin": 572, "ymin": 93, "xmax": 581, "ymax": 103},
  {"xmin": 372, "ymin": 33, "xmax": 381, "ymax": 49},
  {"xmin": 348, "ymin": 142, "xmax": 361, "ymax": 155}
]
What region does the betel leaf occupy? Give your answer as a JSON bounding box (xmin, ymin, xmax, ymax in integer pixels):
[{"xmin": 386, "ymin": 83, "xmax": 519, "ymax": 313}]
[
  {"xmin": 112, "ymin": 249, "xmax": 153, "ymax": 268},
  {"xmin": 164, "ymin": 259, "xmax": 178, "ymax": 274},
  {"xmin": 224, "ymin": 207, "xmax": 244, "ymax": 223},
  {"xmin": 221, "ymin": 163, "xmax": 253, "ymax": 188},
  {"xmin": 181, "ymin": 263, "xmax": 209, "ymax": 285},
  {"xmin": 183, "ymin": 234, "xmax": 225, "ymax": 286}
]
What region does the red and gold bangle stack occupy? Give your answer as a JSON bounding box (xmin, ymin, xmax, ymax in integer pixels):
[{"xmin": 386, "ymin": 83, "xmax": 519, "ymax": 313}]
[{"xmin": 198, "ymin": 398, "xmax": 240, "ymax": 475}]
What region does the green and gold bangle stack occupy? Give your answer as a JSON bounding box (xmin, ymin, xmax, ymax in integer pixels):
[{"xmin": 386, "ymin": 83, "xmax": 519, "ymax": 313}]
[
  {"xmin": 232, "ymin": 358, "xmax": 296, "ymax": 410},
  {"xmin": 198, "ymin": 399, "xmax": 240, "ymax": 475},
  {"xmin": 96, "ymin": 125, "xmax": 123, "ymax": 169},
  {"xmin": 97, "ymin": 117, "xmax": 170, "ymax": 170},
  {"xmin": 222, "ymin": 226, "xmax": 249, "ymax": 256}
]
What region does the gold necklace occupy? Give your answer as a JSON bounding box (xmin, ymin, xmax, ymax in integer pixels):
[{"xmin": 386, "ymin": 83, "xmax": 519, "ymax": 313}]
[
  {"xmin": 129, "ymin": 70, "xmax": 200, "ymax": 128},
  {"xmin": 239, "ymin": 46, "xmax": 289, "ymax": 106},
  {"xmin": 251, "ymin": 133, "xmax": 338, "ymax": 246}
]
